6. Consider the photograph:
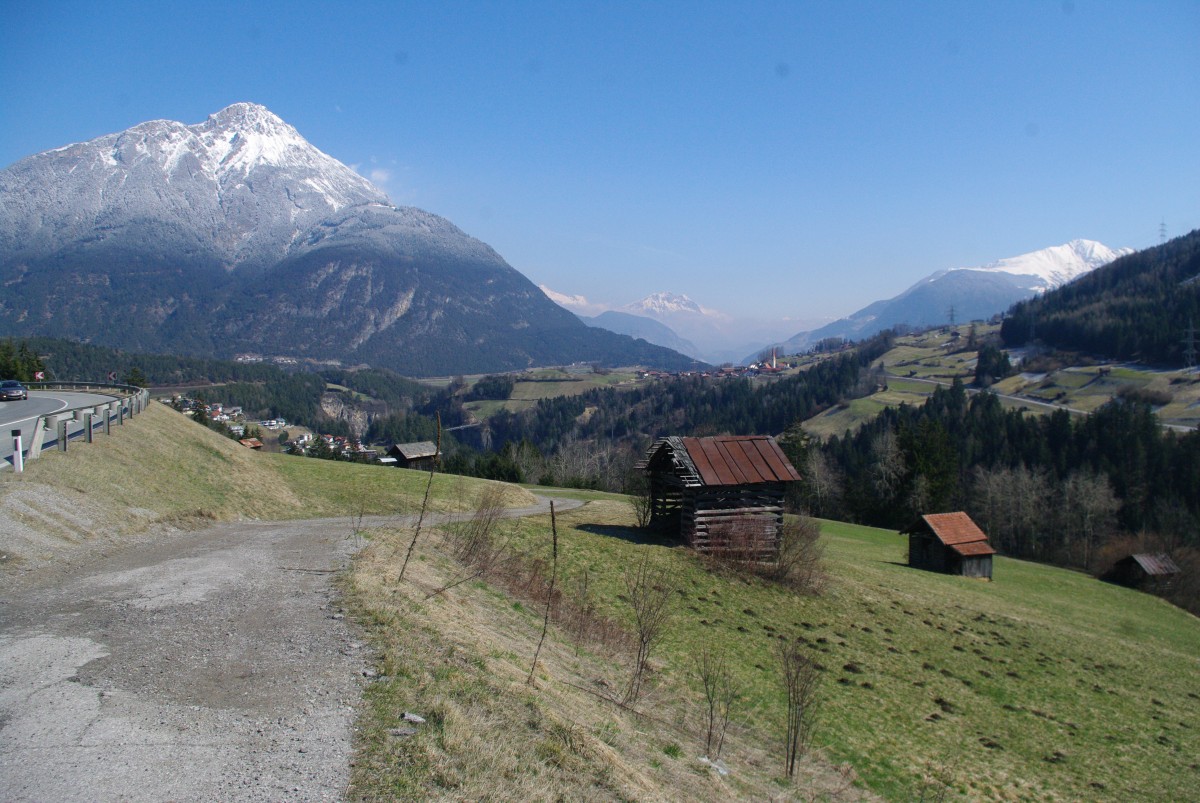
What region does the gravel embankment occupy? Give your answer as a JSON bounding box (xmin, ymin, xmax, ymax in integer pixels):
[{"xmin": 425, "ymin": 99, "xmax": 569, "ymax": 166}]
[{"xmin": 0, "ymin": 496, "xmax": 577, "ymax": 802}]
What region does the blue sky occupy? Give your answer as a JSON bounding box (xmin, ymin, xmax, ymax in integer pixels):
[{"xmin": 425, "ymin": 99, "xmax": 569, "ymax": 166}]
[{"xmin": 2, "ymin": 1, "xmax": 1197, "ymax": 326}]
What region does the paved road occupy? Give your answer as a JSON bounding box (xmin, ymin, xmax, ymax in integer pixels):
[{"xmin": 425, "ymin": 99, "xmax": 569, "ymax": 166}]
[
  {"xmin": 0, "ymin": 390, "xmax": 120, "ymax": 468},
  {"xmin": 0, "ymin": 494, "xmax": 581, "ymax": 802},
  {"xmin": 885, "ymin": 373, "xmax": 1196, "ymax": 432}
]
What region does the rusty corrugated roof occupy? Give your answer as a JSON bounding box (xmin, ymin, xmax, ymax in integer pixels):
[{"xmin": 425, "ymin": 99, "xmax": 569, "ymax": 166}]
[
  {"xmin": 905, "ymin": 512, "xmax": 996, "ymax": 557},
  {"xmin": 1131, "ymin": 553, "xmax": 1181, "ymax": 576},
  {"xmin": 679, "ymin": 436, "xmax": 801, "ymax": 486}
]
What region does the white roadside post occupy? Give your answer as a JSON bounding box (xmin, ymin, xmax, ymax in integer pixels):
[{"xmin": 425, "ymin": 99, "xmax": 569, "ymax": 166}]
[{"xmin": 10, "ymin": 429, "xmax": 22, "ymax": 473}]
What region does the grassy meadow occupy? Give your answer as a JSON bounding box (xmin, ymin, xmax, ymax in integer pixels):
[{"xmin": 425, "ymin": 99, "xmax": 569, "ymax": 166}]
[
  {"xmin": 803, "ymin": 327, "xmax": 1200, "ymax": 439},
  {"xmin": 347, "ymin": 490, "xmax": 1199, "ymax": 801},
  {"xmin": 463, "ymin": 367, "xmax": 646, "ymax": 420}
]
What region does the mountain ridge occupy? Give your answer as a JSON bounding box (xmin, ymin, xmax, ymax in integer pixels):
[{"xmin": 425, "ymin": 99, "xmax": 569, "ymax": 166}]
[
  {"xmin": 766, "ymin": 239, "xmax": 1131, "ymax": 357},
  {"xmin": 0, "ymin": 104, "xmax": 698, "ymax": 376}
]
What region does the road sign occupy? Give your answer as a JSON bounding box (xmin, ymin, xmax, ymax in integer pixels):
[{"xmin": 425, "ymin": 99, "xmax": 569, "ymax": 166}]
[
  {"xmin": 108, "ymin": 371, "xmax": 117, "ymax": 382},
  {"xmin": 34, "ymin": 371, "xmax": 44, "ymax": 380}
]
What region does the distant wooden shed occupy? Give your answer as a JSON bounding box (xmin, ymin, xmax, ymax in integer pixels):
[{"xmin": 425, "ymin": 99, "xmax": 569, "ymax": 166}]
[
  {"xmin": 637, "ymin": 435, "xmax": 801, "ymax": 561},
  {"xmin": 1102, "ymin": 553, "xmax": 1180, "ymax": 592},
  {"xmin": 386, "ymin": 441, "xmax": 440, "ymax": 471},
  {"xmin": 903, "ymin": 512, "xmax": 995, "ymax": 579}
]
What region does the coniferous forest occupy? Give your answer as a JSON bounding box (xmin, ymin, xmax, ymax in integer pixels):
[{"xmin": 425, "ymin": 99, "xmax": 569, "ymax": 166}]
[{"xmin": 1001, "ymin": 229, "xmax": 1200, "ymax": 365}]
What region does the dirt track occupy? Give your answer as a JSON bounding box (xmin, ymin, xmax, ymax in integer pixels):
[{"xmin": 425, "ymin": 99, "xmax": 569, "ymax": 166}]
[{"xmin": 0, "ymin": 497, "xmax": 577, "ymax": 802}]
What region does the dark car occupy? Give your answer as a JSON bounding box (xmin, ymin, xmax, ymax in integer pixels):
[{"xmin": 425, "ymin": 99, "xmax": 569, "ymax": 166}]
[{"xmin": 0, "ymin": 380, "xmax": 29, "ymax": 401}]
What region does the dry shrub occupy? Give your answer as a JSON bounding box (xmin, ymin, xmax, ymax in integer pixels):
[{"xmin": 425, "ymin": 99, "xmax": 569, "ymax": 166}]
[
  {"xmin": 462, "ymin": 532, "xmax": 630, "ymax": 657},
  {"xmin": 705, "ymin": 514, "xmax": 826, "ymax": 594},
  {"xmin": 771, "ymin": 516, "xmax": 826, "ymax": 593},
  {"xmin": 626, "ymin": 473, "xmax": 653, "ymax": 529},
  {"xmin": 449, "ymin": 485, "xmax": 509, "ymax": 566},
  {"xmin": 1117, "ymin": 384, "xmax": 1173, "ymax": 407}
]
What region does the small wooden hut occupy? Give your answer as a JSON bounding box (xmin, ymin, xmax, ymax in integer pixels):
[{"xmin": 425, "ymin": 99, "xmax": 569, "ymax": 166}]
[
  {"xmin": 637, "ymin": 435, "xmax": 801, "ymax": 560},
  {"xmin": 1102, "ymin": 553, "xmax": 1180, "ymax": 593},
  {"xmin": 386, "ymin": 441, "xmax": 439, "ymax": 471},
  {"xmin": 903, "ymin": 512, "xmax": 995, "ymax": 579}
]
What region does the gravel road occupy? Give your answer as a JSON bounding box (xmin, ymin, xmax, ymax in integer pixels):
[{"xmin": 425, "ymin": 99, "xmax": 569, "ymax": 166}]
[{"xmin": 0, "ymin": 495, "xmax": 578, "ymax": 802}]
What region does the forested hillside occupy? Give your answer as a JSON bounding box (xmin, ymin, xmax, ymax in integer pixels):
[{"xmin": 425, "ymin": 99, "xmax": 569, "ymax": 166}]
[
  {"xmin": 431, "ymin": 334, "xmax": 894, "ymax": 485},
  {"xmin": 1001, "ymin": 230, "xmax": 1200, "ymax": 364},
  {"xmin": 17, "ymin": 336, "xmax": 431, "ymax": 432},
  {"xmin": 799, "ymin": 381, "xmax": 1200, "ymax": 609}
]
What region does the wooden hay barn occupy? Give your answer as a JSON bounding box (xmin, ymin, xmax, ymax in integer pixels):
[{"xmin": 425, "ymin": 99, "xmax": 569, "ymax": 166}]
[
  {"xmin": 386, "ymin": 441, "xmax": 439, "ymax": 471},
  {"xmin": 1102, "ymin": 553, "xmax": 1180, "ymax": 593},
  {"xmin": 903, "ymin": 512, "xmax": 995, "ymax": 579},
  {"xmin": 637, "ymin": 435, "xmax": 801, "ymax": 561}
]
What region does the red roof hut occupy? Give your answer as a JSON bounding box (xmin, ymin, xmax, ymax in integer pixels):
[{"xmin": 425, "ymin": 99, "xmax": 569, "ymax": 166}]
[{"xmin": 903, "ymin": 512, "xmax": 995, "ymax": 579}]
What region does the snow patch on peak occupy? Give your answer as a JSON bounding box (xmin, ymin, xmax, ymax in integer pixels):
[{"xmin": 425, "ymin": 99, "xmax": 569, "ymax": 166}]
[
  {"xmin": 950, "ymin": 239, "xmax": 1132, "ymax": 290},
  {"xmin": 625, "ymin": 291, "xmax": 724, "ymax": 319},
  {"xmin": 208, "ymin": 102, "xmax": 289, "ymax": 131},
  {"xmin": 540, "ymin": 285, "xmax": 609, "ymax": 315},
  {"xmin": 194, "ymin": 104, "xmax": 310, "ymax": 178}
]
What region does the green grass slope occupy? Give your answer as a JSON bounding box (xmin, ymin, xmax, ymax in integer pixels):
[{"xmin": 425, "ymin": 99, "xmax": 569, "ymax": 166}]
[{"xmin": 474, "ymin": 499, "xmax": 1200, "ymax": 801}]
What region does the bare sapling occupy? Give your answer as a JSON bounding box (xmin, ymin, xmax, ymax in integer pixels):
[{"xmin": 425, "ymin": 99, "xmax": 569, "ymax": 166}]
[
  {"xmin": 450, "ymin": 484, "xmax": 508, "ymax": 564},
  {"xmin": 347, "ymin": 478, "xmax": 368, "ymax": 550},
  {"xmin": 696, "ymin": 647, "xmax": 739, "ymax": 760},
  {"xmin": 622, "ymin": 556, "xmax": 674, "ymax": 705},
  {"xmin": 566, "ymin": 567, "xmax": 597, "ymax": 651},
  {"xmin": 398, "ymin": 412, "xmax": 441, "ymax": 583},
  {"xmin": 424, "ymin": 485, "xmax": 514, "ymax": 599},
  {"xmin": 780, "ymin": 641, "xmax": 820, "ymax": 778},
  {"xmin": 527, "ymin": 501, "xmax": 559, "ymax": 684}
]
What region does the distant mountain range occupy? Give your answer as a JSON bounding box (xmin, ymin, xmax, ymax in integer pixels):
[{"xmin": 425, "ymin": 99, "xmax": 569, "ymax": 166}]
[
  {"xmin": 0, "ymin": 103, "xmax": 697, "ymax": 376},
  {"xmin": 762, "ymin": 239, "xmax": 1132, "ymax": 358},
  {"xmin": 544, "ymin": 288, "xmax": 791, "ymax": 364},
  {"xmin": 576, "ymin": 310, "xmax": 700, "ymax": 359}
]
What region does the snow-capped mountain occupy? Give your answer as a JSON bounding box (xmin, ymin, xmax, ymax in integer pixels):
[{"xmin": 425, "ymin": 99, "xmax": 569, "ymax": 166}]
[
  {"xmin": 0, "ymin": 104, "xmax": 696, "ymax": 375},
  {"xmin": 623, "ymin": 291, "xmax": 727, "ymax": 320},
  {"xmin": 0, "ymin": 103, "xmax": 389, "ymax": 271},
  {"xmin": 621, "ymin": 290, "xmax": 810, "ymax": 365},
  {"xmin": 539, "ymin": 285, "xmax": 608, "ymax": 316},
  {"xmin": 540, "ymin": 286, "xmax": 701, "ymax": 358},
  {"xmin": 769, "ymin": 240, "xmax": 1132, "ymax": 356},
  {"xmin": 941, "ymin": 239, "xmax": 1132, "ymax": 292}
]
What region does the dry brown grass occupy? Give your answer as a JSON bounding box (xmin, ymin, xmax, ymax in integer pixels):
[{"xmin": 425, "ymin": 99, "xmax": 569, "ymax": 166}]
[
  {"xmin": 345, "ymin": 501, "xmax": 875, "ymax": 802},
  {"xmin": 0, "ymin": 403, "xmax": 533, "ymax": 573}
]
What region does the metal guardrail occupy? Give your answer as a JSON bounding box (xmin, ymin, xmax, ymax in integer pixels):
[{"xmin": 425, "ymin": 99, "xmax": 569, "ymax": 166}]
[{"xmin": 7, "ymin": 383, "xmax": 151, "ymax": 472}]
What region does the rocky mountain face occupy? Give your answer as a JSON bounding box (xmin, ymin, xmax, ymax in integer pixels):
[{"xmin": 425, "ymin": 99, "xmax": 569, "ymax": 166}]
[
  {"xmin": 771, "ymin": 240, "xmax": 1132, "ymax": 354},
  {"xmin": 0, "ymin": 104, "xmax": 695, "ymax": 375}
]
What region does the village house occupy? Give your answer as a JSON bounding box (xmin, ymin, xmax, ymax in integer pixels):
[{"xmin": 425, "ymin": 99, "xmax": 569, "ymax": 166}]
[{"xmin": 387, "ymin": 441, "xmax": 440, "ymax": 471}]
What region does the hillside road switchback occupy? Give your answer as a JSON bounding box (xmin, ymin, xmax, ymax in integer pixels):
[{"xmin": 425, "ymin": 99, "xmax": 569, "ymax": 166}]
[{"xmin": 0, "ymin": 495, "xmax": 580, "ymax": 801}]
